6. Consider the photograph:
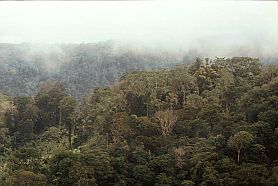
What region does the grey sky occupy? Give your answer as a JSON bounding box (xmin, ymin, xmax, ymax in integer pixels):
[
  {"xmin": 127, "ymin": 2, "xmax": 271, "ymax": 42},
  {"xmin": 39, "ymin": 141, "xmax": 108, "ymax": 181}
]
[{"xmin": 0, "ymin": 1, "xmax": 277, "ymax": 56}]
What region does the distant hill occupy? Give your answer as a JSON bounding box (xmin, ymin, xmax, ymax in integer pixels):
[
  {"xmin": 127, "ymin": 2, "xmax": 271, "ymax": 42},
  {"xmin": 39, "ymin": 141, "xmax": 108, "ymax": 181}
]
[
  {"xmin": 0, "ymin": 43, "xmax": 189, "ymax": 98},
  {"xmin": 1, "ymin": 42, "xmax": 277, "ymax": 98}
]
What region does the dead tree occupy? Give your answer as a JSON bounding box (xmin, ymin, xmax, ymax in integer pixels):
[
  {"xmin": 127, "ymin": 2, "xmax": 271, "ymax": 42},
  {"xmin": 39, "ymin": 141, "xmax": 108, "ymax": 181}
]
[{"xmin": 155, "ymin": 109, "xmax": 178, "ymax": 135}]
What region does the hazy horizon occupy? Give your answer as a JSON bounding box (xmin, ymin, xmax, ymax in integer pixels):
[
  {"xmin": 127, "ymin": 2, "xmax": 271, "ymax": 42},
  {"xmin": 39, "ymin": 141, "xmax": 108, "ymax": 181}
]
[{"xmin": 0, "ymin": 1, "xmax": 277, "ymax": 57}]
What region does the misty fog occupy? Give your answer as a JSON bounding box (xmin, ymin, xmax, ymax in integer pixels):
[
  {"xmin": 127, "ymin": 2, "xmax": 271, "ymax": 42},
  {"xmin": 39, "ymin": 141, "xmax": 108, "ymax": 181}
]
[{"xmin": 0, "ymin": 1, "xmax": 277, "ymax": 58}]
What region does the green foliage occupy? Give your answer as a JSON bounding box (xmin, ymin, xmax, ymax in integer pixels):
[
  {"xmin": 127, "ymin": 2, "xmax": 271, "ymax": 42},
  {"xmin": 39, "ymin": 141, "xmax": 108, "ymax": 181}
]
[
  {"xmin": 1, "ymin": 57, "xmax": 277, "ymax": 185},
  {"xmin": 155, "ymin": 172, "xmax": 173, "ymax": 186},
  {"xmin": 59, "ymin": 96, "xmax": 77, "ymax": 149},
  {"xmin": 227, "ymin": 131, "xmax": 254, "ymax": 163},
  {"xmin": 7, "ymin": 170, "xmax": 47, "ymax": 186},
  {"xmin": 133, "ymin": 164, "xmax": 154, "ymax": 184},
  {"xmin": 49, "ymin": 150, "xmax": 79, "ymax": 186},
  {"xmin": 233, "ymin": 163, "xmax": 269, "ymax": 185},
  {"xmin": 35, "ymin": 81, "xmax": 67, "ymax": 132}
]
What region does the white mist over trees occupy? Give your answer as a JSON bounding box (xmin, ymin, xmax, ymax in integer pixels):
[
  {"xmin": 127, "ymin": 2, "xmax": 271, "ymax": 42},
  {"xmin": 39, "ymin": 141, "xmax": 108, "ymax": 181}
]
[
  {"xmin": 0, "ymin": 42, "xmax": 187, "ymax": 98},
  {"xmin": 0, "ymin": 42, "xmax": 277, "ymax": 98}
]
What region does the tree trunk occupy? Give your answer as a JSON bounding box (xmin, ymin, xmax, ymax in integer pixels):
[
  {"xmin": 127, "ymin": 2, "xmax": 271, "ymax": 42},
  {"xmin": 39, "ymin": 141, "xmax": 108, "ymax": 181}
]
[
  {"xmin": 183, "ymin": 90, "xmax": 186, "ymax": 108},
  {"xmin": 237, "ymin": 149, "xmax": 241, "ymax": 163},
  {"xmin": 68, "ymin": 124, "xmax": 72, "ymax": 149},
  {"xmin": 69, "ymin": 132, "xmax": 72, "ymax": 149},
  {"xmin": 225, "ymin": 102, "xmax": 230, "ymax": 113},
  {"xmin": 146, "ymin": 103, "xmax": 149, "ymax": 117},
  {"xmin": 59, "ymin": 110, "xmax": 62, "ymax": 126},
  {"xmin": 210, "ymin": 121, "xmax": 214, "ymax": 131},
  {"xmin": 106, "ymin": 133, "xmax": 109, "ymax": 150}
]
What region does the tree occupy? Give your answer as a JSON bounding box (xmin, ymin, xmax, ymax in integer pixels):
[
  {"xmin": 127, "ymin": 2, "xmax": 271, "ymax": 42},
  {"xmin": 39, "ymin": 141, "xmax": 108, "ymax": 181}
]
[
  {"xmin": 4, "ymin": 97, "xmax": 39, "ymax": 146},
  {"xmin": 35, "ymin": 81, "xmax": 67, "ymax": 131},
  {"xmin": 110, "ymin": 112, "xmax": 132, "ymax": 144},
  {"xmin": 270, "ymin": 166, "xmax": 278, "ymax": 184},
  {"xmin": 200, "ymin": 166, "xmax": 220, "ymax": 186},
  {"xmin": 133, "ymin": 164, "xmax": 154, "ymax": 185},
  {"xmin": 227, "ymin": 131, "xmax": 254, "ymax": 163},
  {"xmin": 7, "ymin": 170, "xmax": 47, "ymax": 186},
  {"xmin": 189, "ymin": 57, "xmax": 203, "ymax": 75},
  {"xmin": 233, "ymin": 163, "xmax": 269, "ymax": 185},
  {"xmin": 49, "ymin": 150, "xmax": 79, "ymax": 186},
  {"xmin": 191, "ymin": 59, "xmax": 221, "ymax": 94},
  {"xmin": 155, "ymin": 173, "xmax": 173, "ymax": 186},
  {"xmin": 155, "ymin": 109, "xmax": 178, "ymax": 135},
  {"xmin": 58, "ymin": 96, "xmax": 77, "ymax": 149},
  {"xmin": 216, "ymin": 57, "xmax": 262, "ymax": 79},
  {"xmin": 184, "ymin": 94, "xmax": 203, "ymax": 119},
  {"xmin": 181, "ymin": 180, "xmax": 195, "ymax": 186},
  {"xmin": 0, "ymin": 127, "xmax": 10, "ymax": 155},
  {"xmin": 169, "ymin": 68, "xmax": 198, "ymax": 108},
  {"xmin": 129, "ymin": 115, "xmax": 159, "ymax": 137},
  {"xmin": 175, "ymin": 119, "xmax": 209, "ymax": 138}
]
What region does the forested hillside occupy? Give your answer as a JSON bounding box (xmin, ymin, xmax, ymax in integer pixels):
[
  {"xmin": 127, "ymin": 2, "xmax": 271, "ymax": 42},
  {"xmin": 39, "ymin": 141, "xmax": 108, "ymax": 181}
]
[
  {"xmin": 0, "ymin": 57, "xmax": 277, "ymax": 185},
  {"xmin": 1, "ymin": 43, "xmax": 277, "ymax": 100},
  {"xmin": 0, "ymin": 43, "xmax": 184, "ymax": 99}
]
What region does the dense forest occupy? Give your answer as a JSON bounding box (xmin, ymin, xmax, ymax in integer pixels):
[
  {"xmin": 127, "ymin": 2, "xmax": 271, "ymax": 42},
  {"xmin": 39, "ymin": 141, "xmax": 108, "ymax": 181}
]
[
  {"xmin": 0, "ymin": 43, "xmax": 185, "ymax": 99},
  {"xmin": 0, "ymin": 56, "xmax": 278, "ymax": 186}
]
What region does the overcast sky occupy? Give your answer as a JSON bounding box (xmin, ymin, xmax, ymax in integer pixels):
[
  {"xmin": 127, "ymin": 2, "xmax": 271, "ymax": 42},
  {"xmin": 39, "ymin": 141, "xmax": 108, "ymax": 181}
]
[{"xmin": 0, "ymin": 1, "xmax": 277, "ymax": 56}]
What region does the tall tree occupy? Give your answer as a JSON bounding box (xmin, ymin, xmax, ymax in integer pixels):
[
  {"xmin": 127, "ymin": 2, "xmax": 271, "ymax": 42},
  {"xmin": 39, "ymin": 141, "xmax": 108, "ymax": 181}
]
[
  {"xmin": 59, "ymin": 96, "xmax": 77, "ymax": 149},
  {"xmin": 228, "ymin": 131, "xmax": 254, "ymax": 163}
]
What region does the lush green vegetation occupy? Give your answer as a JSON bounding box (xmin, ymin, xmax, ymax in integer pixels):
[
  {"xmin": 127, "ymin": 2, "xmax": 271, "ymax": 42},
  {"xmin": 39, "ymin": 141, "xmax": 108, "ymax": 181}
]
[{"xmin": 0, "ymin": 57, "xmax": 278, "ymax": 186}]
